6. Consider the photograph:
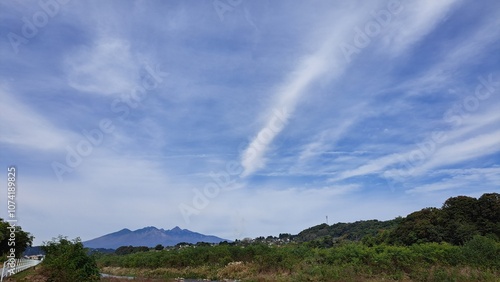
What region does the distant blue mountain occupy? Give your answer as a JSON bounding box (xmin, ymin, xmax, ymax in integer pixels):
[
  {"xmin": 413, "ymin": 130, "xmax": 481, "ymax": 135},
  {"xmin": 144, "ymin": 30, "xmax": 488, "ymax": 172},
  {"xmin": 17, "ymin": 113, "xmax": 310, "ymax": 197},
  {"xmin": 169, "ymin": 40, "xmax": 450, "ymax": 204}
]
[{"xmin": 83, "ymin": 226, "xmax": 229, "ymax": 249}]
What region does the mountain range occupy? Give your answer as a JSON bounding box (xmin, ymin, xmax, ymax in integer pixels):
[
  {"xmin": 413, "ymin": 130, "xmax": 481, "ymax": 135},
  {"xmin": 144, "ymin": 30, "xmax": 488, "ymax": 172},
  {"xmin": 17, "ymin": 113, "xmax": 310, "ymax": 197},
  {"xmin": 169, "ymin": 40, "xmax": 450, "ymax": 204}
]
[{"xmin": 83, "ymin": 226, "xmax": 229, "ymax": 249}]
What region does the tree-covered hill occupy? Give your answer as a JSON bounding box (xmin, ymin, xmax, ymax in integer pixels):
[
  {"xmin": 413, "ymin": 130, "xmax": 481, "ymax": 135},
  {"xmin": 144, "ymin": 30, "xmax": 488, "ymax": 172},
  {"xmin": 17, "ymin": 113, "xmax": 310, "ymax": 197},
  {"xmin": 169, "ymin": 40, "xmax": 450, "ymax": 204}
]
[
  {"xmin": 389, "ymin": 193, "xmax": 500, "ymax": 245},
  {"xmin": 295, "ymin": 193, "xmax": 500, "ymax": 246},
  {"xmin": 296, "ymin": 218, "xmax": 402, "ymax": 242}
]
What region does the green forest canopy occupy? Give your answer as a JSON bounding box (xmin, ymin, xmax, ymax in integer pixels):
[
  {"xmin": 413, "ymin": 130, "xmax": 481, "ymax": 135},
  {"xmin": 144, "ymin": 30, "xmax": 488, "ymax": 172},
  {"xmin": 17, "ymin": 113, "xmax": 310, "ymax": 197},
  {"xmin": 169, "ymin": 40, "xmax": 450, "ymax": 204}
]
[{"xmin": 295, "ymin": 193, "xmax": 500, "ymax": 246}]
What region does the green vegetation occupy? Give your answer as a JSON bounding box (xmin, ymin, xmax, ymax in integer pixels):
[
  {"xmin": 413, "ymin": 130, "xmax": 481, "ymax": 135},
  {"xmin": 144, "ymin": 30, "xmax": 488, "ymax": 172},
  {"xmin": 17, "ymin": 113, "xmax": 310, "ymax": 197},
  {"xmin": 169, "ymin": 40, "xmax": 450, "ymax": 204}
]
[
  {"xmin": 295, "ymin": 193, "xmax": 500, "ymax": 247},
  {"xmin": 115, "ymin": 245, "xmax": 150, "ymax": 255},
  {"xmin": 40, "ymin": 236, "xmax": 100, "ymax": 282},
  {"xmin": 0, "ymin": 218, "xmax": 33, "ymax": 260},
  {"xmin": 96, "ymin": 193, "xmax": 500, "ymax": 281},
  {"xmin": 97, "ymin": 238, "xmax": 500, "ymax": 281},
  {"xmin": 388, "ymin": 193, "xmax": 500, "ymax": 245},
  {"xmin": 296, "ymin": 218, "xmax": 402, "ymax": 243}
]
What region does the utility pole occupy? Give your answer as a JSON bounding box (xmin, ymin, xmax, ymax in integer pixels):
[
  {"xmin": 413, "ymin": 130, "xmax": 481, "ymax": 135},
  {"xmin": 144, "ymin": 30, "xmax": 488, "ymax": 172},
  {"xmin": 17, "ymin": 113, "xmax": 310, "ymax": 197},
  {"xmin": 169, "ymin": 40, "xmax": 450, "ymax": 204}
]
[{"xmin": 326, "ymin": 215, "xmax": 328, "ymax": 225}]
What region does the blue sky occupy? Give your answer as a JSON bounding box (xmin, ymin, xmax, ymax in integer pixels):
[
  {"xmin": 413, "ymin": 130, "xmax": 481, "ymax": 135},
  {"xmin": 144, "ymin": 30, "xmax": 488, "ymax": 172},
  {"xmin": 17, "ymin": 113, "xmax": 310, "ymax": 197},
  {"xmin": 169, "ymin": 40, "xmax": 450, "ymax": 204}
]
[{"xmin": 1, "ymin": 0, "xmax": 499, "ymax": 245}]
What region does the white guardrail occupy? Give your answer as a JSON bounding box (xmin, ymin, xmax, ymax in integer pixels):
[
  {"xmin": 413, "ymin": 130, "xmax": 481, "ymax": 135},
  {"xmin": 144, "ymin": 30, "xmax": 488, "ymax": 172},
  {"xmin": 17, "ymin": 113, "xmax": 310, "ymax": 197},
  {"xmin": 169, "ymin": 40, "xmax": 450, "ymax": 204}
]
[{"xmin": 1, "ymin": 258, "xmax": 42, "ymax": 281}]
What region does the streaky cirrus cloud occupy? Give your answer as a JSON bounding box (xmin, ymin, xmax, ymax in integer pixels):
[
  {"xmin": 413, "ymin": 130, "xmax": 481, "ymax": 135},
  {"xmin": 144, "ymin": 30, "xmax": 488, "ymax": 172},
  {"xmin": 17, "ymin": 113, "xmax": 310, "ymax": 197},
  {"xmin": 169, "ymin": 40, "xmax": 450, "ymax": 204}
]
[
  {"xmin": 240, "ymin": 0, "xmax": 463, "ymax": 178},
  {"xmin": 65, "ymin": 37, "xmax": 140, "ymax": 96},
  {"xmin": 239, "ymin": 7, "xmax": 368, "ymax": 177},
  {"xmin": 0, "ymin": 84, "xmax": 76, "ymax": 151}
]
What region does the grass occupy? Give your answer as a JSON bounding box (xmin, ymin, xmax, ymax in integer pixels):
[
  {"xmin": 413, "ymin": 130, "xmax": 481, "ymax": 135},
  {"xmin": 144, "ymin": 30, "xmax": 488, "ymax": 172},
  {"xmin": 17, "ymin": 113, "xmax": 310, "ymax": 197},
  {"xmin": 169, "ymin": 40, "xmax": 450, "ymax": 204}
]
[{"xmin": 3, "ymin": 266, "xmax": 45, "ymax": 282}]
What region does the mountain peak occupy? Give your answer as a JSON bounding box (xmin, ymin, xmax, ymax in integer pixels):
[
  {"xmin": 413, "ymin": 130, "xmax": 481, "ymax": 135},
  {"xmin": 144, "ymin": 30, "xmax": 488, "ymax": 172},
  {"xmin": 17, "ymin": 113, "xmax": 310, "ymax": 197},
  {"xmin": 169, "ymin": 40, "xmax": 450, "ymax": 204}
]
[
  {"xmin": 171, "ymin": 226, "xmax": 182, "ymax": 231},
  {"xmin": 112, "ymin": 228, "xmax": 131, "ymax": 235},
  {"xmin": 139, "ymin": 226, "xmax": 159, "ymax": 230}
]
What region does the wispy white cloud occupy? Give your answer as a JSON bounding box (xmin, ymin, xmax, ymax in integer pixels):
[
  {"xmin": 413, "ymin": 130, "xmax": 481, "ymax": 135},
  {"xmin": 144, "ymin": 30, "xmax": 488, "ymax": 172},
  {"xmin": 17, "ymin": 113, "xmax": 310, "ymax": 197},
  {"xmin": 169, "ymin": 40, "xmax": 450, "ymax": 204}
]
[
  {"xmin": 325, "ymin": 6, "xmax": 500, "ymax": 184},
  {"xmin": 396, "ymin": 17, "xmax": 500, "ymax": 96},
  {"xmin": 239, "ymin": 8, "xmax": 367, "ymax": 177},
  {"xmin": 333, "ymin": 114, "xmax": 500, "ymax": 183},
  {"xmin": 381, "ymin": 0, "xmax": 459, "ymax": 56},
  {"xmin": 298, "ymin": 119, "xmax": 357, "ymax": 163},
  {"xmin": 414, "ymin": 129, "xmax": 500, "ymax": 174},
  {"xmin": 65, "ymin": 37, "xmax": 140, "ymax": 96},
  {"xmin": 239, "ymin": 0, "xmax": 470, "ymax": 179},
  {"xmin": 332, "ymin": 153, "xmax": 401, "ymax": 181},
  {"xmin": 327, "ymin": 92, "xmax": 500, "ymax": 184},
  {"xmin": 239, "ymin": 50, "xmax": 333, "ymax": 177},
  {"xmin": 0, "ymin": 84, "xmax": 75, "ymax": 151},
  {"xmin": 407, "ymin": 167, "xmax": 500, "ymax": 194}
]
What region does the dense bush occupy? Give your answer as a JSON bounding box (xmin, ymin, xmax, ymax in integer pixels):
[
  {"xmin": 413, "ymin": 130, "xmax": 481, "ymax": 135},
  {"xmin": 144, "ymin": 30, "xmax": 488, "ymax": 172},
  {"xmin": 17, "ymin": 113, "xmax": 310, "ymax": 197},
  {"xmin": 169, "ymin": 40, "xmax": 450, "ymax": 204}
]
[
  {"xmin": 41, "ymin": 236, "xmax": 100, "ymax": 282},
  {"xmin": 462, "ymin": 235, "xmax": 500, "ymax": 267}
]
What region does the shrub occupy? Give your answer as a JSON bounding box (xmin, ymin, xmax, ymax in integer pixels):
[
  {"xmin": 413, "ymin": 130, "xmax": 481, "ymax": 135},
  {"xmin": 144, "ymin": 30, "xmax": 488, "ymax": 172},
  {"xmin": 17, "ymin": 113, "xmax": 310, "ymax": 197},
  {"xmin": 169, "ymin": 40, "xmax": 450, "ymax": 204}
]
[
  {"xmin": 41, "ymin": 236, "xmax": 100, "ymax": 282},
  {"xmin": 462, "ymin": 235, "xmax": 499, "ymax": 267}
]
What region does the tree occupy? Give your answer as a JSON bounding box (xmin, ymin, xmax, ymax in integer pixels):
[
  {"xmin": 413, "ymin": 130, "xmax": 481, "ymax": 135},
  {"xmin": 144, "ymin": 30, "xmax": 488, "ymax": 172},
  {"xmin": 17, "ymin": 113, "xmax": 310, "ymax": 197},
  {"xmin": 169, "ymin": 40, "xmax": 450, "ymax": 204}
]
[
  {"xmin": 41, "ymin": 236, "xmax": 100, "ymax": 282},
  {"xmin": 476, "ymin": 193, "xmax": 500, "ymax": 239},
  {"xmin": 390, "ymin": 207, "xmax": 444, "ymax": 245},
  {"xmin": 441, "ymin": 196, "xmax": 480, "ymax": 245},
  {"xmin": 0, "ymin": 218, "xmax": 33, "ymax": 257},
  {"xmin": 154, "ymin": 244, "xmax": 164, "ymax": 251},
  {"xmin": 388, "ymin": 193, "xmax": 500, "ymax": 246},
  {"xmin": 279, "ymin": 233, "xmax": 292, "ymax": 240},
  {"xmin": 115, "ymin": 245, "xmax": 134, "ymax": 255},
  {"xmin": 115, "ymin": 245, "xmax": 149, "ymax": 255}
]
